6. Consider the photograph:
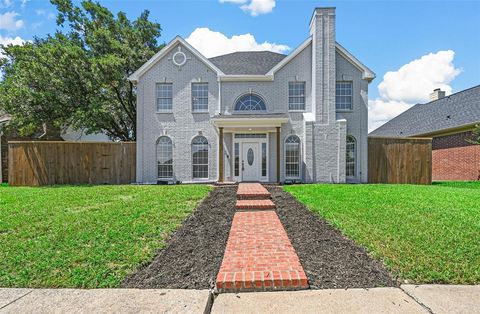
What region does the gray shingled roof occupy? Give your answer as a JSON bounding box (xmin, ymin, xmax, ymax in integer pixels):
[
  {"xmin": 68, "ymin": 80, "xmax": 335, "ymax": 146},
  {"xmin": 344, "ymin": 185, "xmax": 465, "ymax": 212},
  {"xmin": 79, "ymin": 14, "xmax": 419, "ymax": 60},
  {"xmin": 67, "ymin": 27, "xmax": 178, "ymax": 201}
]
[
  {"xmin": 369, "ymin": 85, "xmax": 480, "ymax": 137},
  {"xmin": 209, "ymin": 51, "xmax": 286, "ymax": 75}
]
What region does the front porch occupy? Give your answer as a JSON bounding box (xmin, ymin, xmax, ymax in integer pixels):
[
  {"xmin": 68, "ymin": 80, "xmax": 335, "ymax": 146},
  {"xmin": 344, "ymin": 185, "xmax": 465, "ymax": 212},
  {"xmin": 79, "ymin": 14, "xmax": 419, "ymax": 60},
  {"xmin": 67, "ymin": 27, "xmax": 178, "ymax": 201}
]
[{"xmin": 213, "ymin": 114, "xmax": 289, "ymax": 183}]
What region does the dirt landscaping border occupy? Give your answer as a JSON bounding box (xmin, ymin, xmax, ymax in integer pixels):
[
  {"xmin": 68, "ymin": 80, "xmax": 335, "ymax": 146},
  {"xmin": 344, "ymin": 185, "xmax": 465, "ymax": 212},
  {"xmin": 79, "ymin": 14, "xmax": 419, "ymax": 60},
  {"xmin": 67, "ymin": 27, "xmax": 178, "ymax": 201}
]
[{"xmin": 122, "ymin": 186, "xmax": 236, "ymax": 289}]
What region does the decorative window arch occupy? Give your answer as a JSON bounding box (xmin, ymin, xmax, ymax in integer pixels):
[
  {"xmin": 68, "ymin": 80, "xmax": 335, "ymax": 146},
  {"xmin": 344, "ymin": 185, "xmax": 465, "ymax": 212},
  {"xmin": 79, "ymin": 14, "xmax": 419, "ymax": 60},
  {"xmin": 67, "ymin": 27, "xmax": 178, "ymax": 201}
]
[
  {"xmin": 346, "ymin": 136, "xmax": 356, "ymax": 178},
  {"xmin": 234, "ymin": 93, "xmax": 266, "ymax": 111},
  {"xmin": 192, "ymin": 136, "xmax": 209, "ymax": 179},
  {"xmin": 285, "ymin": 135, "xmax": 301, "ymax": 178},
  {"xmin": 157, "ymin": 136, "xmax": 173, "ymax": 179}
]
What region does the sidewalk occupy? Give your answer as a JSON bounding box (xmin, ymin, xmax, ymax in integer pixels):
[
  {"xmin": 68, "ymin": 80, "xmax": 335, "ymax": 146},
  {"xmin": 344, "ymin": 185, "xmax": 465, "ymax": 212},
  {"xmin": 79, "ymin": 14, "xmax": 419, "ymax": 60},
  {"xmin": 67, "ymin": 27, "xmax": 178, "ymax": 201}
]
[{"xmin": 1, "ymin": 285, "xmax": 478, "ymax": 314}]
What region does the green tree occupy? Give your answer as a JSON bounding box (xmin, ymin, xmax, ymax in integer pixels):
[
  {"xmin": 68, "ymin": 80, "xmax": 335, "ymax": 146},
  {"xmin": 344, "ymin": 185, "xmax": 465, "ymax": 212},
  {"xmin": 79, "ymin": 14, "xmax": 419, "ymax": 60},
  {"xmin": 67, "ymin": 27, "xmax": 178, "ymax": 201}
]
[
  {"xmin": 0, "ymin": 0, "xmax": 162, "ymax": 141},
  {"xmin": 466, "ymin": 124, "xmax": 480, "ymax": 145}
]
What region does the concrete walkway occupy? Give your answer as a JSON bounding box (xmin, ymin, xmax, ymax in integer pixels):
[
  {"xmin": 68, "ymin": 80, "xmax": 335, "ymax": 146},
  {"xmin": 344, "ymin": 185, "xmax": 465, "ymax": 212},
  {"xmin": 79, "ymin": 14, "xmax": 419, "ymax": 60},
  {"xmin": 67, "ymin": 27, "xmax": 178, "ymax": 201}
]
[{"xmin": 1, "ymin": 285, "xmax": 478, "ymax": 314}]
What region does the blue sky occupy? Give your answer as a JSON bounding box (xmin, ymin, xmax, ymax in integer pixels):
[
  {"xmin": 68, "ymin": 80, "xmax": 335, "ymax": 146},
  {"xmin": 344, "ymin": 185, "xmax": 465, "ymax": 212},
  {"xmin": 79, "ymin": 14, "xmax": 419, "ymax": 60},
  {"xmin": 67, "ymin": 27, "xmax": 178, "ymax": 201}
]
[{"xmin": 1, "ymin": 0, "xmax": 479, "ymax": 130}]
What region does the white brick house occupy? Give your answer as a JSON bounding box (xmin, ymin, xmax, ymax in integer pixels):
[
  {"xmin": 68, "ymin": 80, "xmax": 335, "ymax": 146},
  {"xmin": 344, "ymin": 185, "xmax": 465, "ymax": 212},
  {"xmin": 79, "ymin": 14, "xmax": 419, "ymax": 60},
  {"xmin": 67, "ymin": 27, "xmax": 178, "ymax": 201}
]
[{"xmin": 129, "ymin": 7, "xmax": 374, "ymax": 184}]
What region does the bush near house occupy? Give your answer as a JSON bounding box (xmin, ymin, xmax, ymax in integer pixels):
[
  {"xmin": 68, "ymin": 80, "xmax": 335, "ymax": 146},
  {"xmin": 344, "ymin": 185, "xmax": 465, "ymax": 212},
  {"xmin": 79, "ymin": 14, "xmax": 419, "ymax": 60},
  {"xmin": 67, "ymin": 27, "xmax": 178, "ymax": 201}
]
[
  {"xmin": 285, "ymin": 182, "xmax": 480, "ymax": 284},
  {"xmin": 0, "ymin": 184, "xmax": 211, "ymax": 288}
]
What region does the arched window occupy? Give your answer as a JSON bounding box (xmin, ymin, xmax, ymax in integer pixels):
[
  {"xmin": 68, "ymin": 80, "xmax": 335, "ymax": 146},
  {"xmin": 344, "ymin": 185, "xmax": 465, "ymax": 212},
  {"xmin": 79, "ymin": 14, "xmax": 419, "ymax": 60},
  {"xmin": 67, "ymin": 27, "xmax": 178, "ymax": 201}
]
[
  {"xmin": 346, "ymin": 136, "xmax": 356, "ymax": 178},
  {"xmin": 285, "ymin": 135, "xmax": 301, "ymax": 178},
  {"xmin": 192, "ymin": 136, "xmax": 209, "ymax": 179},
  {"xmin": 157, "ymin": 136, "xmax": 173, "ymax": 179},
  {"xmin": 234, "ymin": 94, "xmax": 266, "ymax": 111}
]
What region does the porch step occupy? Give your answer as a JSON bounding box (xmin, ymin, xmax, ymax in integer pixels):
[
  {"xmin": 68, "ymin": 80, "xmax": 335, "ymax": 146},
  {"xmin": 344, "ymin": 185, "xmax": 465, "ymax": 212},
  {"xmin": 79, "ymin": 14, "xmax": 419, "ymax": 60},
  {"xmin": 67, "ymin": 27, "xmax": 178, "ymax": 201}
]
[
  {"xmin": 236, "ymin": 199, "xmax": 276, "ymax": 210},
  {"xmin": 236, "ymin": 183, "xmax": 271, "ymax": 200}
]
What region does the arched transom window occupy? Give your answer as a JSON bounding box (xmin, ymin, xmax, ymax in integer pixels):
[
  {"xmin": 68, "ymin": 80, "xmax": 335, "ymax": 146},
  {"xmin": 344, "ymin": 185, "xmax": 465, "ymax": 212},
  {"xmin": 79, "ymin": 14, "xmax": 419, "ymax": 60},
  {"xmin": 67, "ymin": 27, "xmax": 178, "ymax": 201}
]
[
  {"xmin": 157, "ymin": 136, "xmax": 173, "ymax": 179},
  {"xmin": 192, "ymin": 136, "xmax": 209, "ymax": 179},
  {"xmin": 285, "ymin": 135, "xmax": 301, "ymax": 178},
  {"xmin": 234, "ymin": 94, "xmax": 266, "ymax": 111},
  {"xmin": 346, "ymin": 136, "xmax": 356, "ymax": 178}
]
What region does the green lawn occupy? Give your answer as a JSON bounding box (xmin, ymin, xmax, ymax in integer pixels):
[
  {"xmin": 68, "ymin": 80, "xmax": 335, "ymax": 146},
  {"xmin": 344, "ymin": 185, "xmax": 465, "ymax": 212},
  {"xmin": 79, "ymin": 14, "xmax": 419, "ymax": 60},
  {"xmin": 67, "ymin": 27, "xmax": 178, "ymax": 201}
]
[
  {"xmin": 285, "ymin": 182, "xmax": 480, "ymax": 284},
  {"xmin": 0, "ymin": 184, "xmax": 211, "ymax": 288}
]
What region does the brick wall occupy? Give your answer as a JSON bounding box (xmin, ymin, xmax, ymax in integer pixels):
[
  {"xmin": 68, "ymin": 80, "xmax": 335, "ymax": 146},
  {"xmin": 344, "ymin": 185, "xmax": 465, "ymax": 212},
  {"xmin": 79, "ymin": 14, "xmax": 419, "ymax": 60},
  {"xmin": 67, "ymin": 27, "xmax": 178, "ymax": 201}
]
[{"xmin": 432, "ymin": 131, "xmax": 480, "ymax": 181}]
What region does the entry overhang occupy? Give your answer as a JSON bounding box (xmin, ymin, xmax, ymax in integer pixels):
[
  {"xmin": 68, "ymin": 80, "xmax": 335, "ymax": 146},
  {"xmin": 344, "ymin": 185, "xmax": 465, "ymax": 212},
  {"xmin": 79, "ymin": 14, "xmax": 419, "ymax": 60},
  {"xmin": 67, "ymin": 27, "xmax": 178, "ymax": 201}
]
[{"xmin": 212, "ymin": 114, "xmax": 289, "ymax": 129}]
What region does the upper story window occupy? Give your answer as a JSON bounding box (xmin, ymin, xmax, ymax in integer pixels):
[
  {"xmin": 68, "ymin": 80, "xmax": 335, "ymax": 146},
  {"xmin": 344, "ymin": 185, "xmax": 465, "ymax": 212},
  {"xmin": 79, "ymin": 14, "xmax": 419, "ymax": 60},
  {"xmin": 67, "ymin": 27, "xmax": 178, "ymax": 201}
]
[
  {"xmin": 234, "ymin": 94, "xmax": 266, "ymax": 111},
  {"xmin": 192, "ymin": 82, "xmax": 208, "ymax": 112},
  {"xmin": 288, "ymin": 82, "xmax": 306, "ymax": 111},
  {"xmin": 156, "ymin": 83, "xmax": 173, "ymax": 112},
  {"xmin": 336, "ymin": 82, "xmax": 353, "ymax": 110}
]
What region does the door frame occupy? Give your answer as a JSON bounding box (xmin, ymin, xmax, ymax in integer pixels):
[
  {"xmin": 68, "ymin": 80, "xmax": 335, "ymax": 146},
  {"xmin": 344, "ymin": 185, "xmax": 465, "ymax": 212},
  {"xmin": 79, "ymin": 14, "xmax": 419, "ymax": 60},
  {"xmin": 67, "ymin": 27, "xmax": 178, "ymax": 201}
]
[{"xmin": 232, "ymin": 132, "xmax": 269, "ymax": 182}]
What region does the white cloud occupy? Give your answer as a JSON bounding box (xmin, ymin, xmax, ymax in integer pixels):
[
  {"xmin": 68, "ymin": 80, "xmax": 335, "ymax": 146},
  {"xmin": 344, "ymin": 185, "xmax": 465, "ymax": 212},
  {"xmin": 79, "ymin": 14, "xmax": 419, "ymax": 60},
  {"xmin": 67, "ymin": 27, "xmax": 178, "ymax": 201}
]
[
  {"xmin": 35, "ymin": 9, "xmax": 55, "ymax": 20},
  {"xmin": 0, "ymin": 35, "xmax": 27, "ymax": 58},
  {"xmin": 21, "ymin": 0, "xmax": 29, "ymax": 8},
  {"xmin": 186, "ymin": 27, "xmax": 289, "ymax": 58},
  {"xmin": 369, "ymin": 50, "xmax": 461, "ymax": 132},
  {"xmin": 0, "ymin": 11, "xmax": 24, "ymax": 31},
  {"xmin": 220, "ymin": 0, "xmax": 275, "ymax": 16}
]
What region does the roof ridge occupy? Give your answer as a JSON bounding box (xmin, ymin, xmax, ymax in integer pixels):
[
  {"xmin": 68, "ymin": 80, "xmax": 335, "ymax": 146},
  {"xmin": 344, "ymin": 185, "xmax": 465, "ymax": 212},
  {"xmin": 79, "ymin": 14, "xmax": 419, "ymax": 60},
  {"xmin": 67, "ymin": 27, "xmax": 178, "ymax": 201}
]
[{"xmin": 208, "ymin": 50, "xmax": 287, "ymax": 59}]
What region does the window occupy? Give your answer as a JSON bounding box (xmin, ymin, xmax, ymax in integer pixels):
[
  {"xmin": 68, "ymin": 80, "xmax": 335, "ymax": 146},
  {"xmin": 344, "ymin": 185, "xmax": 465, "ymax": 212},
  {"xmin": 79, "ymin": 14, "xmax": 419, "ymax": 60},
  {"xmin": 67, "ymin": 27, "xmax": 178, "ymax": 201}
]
[
  {"xmin": 192, "ymin": 83, "xmax": 208, "ymax": 112},
  {"xmin": 336, "ymin": 82, "xmax": 353, "ymax": 110},
  {"xmin": 234, "ymin": 133, "xmax": 267, "ymax": 139},
  {"xmin": 262, "ymin": 143, "xmax": 267, "ymax": 177},
  {"xmin": 156, "ymin": 83, "xmax": 173, "ymax": 111},
  {"xmin": 285, "ymin": 135, "xmax": 300, "ymax": 178},
  {"xmin": 234, "ymin": 143, "xmax": 239, "ymax": 177},
  {"xmin": 157, "ymin": 136, "xmax": 173, "ymax": 179},
  {"xmin": 192, "ymin": 136, "xmax": 209, "ymax": 179},
  {"xmin": 346, "ymin": 136, "xmax": 356, "ymax": 178},
  {"xmin": 234, "ymin": 94, "xmax": 266, "ymax": 111},
  {"xmin": 288, "ymin": 82, "xmax": 306, "ymax": 111}
]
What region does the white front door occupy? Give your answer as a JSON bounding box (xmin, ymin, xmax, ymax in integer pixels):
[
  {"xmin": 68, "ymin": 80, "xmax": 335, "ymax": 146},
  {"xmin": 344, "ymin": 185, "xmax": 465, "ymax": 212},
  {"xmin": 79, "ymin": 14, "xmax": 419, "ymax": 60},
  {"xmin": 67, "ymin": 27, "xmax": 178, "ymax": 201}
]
[{"xmin": 242, "ymin": 142, "xmax": 260, "ymax": 181}]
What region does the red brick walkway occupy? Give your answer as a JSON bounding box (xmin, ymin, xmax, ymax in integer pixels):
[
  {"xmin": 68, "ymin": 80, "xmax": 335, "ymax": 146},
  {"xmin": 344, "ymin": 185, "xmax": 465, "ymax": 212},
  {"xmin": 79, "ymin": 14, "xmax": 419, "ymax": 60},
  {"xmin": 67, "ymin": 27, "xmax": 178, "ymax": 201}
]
[{"xmin": 216, "ymin": 183, "xmax": 308, "ymax": 292}]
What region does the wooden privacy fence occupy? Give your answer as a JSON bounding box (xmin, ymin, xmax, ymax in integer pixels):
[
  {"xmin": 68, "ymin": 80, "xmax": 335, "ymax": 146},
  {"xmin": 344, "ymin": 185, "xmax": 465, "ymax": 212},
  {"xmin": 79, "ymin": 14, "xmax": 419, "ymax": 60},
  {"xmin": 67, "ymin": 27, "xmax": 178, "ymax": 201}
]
[
  {"xmin": 368, "ymin": 137, "xmax": 432, "ymax": 184},
  {"xmin": 8, "ymin": 141, "xmax": 135, "ymax": 186}
]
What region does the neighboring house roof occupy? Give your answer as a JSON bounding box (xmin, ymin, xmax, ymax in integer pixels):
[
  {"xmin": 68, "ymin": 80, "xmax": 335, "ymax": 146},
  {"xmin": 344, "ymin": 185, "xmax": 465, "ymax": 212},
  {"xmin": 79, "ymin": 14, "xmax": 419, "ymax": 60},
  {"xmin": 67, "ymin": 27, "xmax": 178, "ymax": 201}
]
[
  {"xmin": 209, "ymin": 51, "xmax": 287, "ymax": 75},
  {"xmin": 0, "ymin": 114, "xmax": 12, "ymax": 124},
  {"xmin": 369, "ymin": 85, "xmax": 480, "ymax": 137}
]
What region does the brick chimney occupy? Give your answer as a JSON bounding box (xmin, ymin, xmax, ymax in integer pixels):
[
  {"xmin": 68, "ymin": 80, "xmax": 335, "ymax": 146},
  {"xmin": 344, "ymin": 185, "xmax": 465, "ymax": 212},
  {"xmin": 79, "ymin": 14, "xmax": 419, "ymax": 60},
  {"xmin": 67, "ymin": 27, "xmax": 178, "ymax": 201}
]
[
  {"xmin": 309, "ymin": 7, "xmax": 336, "ymax": 124},
  {"xmin": 430, "ymin": 88, "xmax": 446, "ymax": 101}
]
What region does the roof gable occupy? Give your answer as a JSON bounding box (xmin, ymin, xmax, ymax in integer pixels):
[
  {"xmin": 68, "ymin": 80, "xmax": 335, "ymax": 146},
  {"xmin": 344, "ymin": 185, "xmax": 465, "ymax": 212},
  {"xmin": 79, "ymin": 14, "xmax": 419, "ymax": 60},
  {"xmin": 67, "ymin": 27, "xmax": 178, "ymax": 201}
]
[{"xmin": 128, "ymin": 36, "xmax": 224, "ymax": 83}]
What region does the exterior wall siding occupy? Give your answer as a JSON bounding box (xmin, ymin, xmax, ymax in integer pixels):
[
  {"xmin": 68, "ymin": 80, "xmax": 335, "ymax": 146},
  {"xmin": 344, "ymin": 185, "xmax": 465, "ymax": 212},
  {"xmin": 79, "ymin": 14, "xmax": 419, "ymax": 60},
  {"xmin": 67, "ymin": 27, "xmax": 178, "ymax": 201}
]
[
  {"xmin": 136, "ymin": 42, "xmax": 219, "ymax": 183},
  {"xmin": 432, "ymin": 131, "xmax": 480, "ymax": 181},
  {"xmin": 335, "ymin": 51, "xmax": 369, "ymax": 182}
]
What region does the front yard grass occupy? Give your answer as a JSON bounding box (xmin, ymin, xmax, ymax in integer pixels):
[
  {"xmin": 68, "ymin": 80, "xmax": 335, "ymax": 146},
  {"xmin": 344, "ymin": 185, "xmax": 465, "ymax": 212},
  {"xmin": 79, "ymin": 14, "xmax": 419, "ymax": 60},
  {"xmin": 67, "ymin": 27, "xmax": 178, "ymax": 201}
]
[
  {"xmin": 0, "ymin": 184, "xmax": 211, "ymax": 288},
  {"xmin": 284, "ymin": 182, "xmax": 480, "ymax": 284}
]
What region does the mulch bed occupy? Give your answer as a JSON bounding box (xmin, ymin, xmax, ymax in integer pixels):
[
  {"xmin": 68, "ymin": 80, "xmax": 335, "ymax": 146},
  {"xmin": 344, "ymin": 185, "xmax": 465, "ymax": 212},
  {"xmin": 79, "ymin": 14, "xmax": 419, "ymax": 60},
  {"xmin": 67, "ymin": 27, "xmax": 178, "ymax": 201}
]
[
  {"xmin": 267, "ymin": 185, "xmax": 398, "ymax": 289},
  {"xmin": 122, "ymin": 186, "xmax": 236, "ymax": 289}
]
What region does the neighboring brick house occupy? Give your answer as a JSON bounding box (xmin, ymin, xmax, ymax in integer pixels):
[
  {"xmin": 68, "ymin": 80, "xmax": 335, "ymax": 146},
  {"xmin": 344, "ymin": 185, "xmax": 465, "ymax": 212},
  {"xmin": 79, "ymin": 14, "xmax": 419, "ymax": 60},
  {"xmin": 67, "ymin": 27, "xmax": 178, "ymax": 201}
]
[
  {"xmin": 370, "ymin": 85, "xmax": 480, "ymax": 181},
  {"xmin": 129, "ymin": 7, "xmax": 375, "ymax": 184}
]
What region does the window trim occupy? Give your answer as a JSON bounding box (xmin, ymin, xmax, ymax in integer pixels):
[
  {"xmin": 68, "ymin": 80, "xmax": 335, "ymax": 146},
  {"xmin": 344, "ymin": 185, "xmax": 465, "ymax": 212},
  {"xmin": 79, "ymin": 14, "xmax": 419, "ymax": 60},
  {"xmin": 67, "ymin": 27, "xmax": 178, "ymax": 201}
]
[
  {"xmin": 156, "ymin": 82, "xmax": 173, "ymax": 113},
  {"xmin": 335, "ymin": 81, "xmax": 353, "ymax": 111},
  {"xmin": 288, "ymin": 81, "xmax": 306, "ymax": 112},
  {"xmin": 346, "ymin": 135, "xmax": 356, "ymax": 179},
  {"xmin": 156, "ymin": 136, "xmax": 173, "ymax": 180},
  {"xmin": 284, "ymin": 135, "xmax": 301, "ymax": 179},
  {"xmin": 191, "ymin": 82, "xmax": 209, "ymax": 113},
  {"xmin": 191, "ymin": 135, "xmax": 209, "ymax": 180}
]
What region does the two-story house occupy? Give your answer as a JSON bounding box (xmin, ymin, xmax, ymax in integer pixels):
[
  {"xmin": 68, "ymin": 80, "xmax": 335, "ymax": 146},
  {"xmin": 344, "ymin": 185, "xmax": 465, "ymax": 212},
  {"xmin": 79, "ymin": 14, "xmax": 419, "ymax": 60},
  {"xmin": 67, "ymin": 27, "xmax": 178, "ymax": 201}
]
[{"xmin": 129, "ymin": 7, "xmax": 374, "ymax": 184}]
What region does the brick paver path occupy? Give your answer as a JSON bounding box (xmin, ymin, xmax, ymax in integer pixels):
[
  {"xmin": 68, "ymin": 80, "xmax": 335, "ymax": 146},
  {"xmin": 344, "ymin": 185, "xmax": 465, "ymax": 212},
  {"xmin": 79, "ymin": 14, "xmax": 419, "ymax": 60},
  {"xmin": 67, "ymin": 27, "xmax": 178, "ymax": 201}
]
[
  {"xmin": 236, "ymin": 183, "xmax": 271, "ymax": 199},
  {"xmin": 235, "ymin": 199, "xmax": 276, "ymax": 210},
  {"xmin": 216, "ymin": 183, "xmax": 308, "ymax": 292}
]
